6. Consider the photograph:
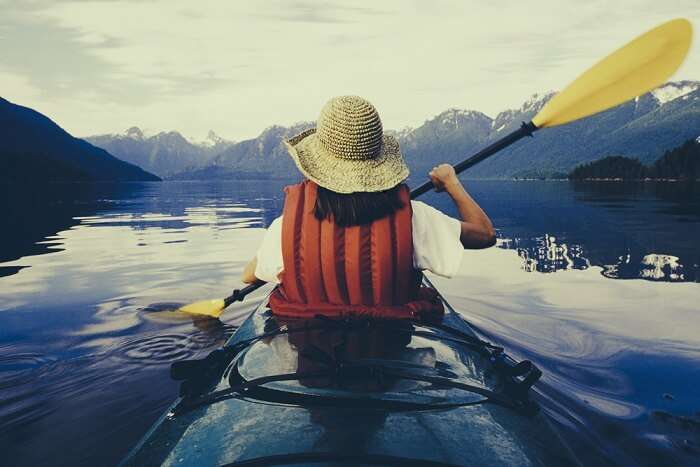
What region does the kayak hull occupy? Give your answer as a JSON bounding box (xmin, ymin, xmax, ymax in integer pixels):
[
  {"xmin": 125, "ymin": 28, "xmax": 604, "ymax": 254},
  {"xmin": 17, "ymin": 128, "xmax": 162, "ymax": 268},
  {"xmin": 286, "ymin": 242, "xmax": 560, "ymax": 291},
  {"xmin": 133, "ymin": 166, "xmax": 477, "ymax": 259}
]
[{"xmin": 121, "ymin": 285, "xmax": 578, "ymax": 466}]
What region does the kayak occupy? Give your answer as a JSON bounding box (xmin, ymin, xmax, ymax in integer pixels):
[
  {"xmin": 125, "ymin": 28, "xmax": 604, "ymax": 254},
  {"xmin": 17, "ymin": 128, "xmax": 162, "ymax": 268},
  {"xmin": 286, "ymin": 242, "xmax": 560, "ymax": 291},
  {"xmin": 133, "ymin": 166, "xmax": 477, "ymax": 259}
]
[{"xmin": 120, "ymin": 278, "xmax": 578, "ymax": 466}]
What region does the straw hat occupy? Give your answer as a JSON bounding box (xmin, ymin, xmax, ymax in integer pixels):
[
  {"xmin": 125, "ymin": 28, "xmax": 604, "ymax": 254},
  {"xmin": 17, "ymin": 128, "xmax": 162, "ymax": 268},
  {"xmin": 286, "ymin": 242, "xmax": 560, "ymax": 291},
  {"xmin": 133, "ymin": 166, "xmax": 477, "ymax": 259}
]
[{"xmin": 284, "ymin": 95, "xmax": 409, "ymax": 193}]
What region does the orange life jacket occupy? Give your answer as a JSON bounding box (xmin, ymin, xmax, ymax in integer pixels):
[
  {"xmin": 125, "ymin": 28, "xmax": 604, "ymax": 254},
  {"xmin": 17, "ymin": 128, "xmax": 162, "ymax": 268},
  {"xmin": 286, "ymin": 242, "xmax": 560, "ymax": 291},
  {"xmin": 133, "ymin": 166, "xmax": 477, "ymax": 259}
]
[{"xmin": 268, "ymin": 181, "xmax": 444, "ymax": 320}]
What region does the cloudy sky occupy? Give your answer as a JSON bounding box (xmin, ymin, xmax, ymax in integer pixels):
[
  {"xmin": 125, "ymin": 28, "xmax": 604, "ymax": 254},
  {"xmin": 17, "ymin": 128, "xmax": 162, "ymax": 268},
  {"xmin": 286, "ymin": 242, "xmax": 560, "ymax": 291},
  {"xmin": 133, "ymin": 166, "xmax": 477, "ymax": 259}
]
[{"xmin": 1, "ymin": 0, "xmax": 698, "ymax": 141}]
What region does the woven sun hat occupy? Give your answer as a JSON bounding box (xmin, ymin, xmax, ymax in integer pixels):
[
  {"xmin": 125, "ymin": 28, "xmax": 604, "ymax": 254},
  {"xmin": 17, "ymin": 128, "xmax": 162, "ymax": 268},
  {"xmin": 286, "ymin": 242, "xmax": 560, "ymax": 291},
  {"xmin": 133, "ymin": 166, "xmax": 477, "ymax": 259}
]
[{"xmin": 284, "ymin": 95, "xmax": 409, "ymax": 193}]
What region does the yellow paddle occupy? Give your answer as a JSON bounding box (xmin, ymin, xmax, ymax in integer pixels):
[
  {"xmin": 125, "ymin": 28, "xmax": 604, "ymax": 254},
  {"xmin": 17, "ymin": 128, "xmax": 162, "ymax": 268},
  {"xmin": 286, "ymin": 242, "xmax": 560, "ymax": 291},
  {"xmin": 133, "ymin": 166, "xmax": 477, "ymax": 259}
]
[
  {"xmin": 534, "ymin": 18, "xmax": 692, "ymax": 128},
  {"xmin": 179, "ymin": 18, "xmax": 692, "ymax": 319},
  {"xmin": 177, "ymin": 282, "xmax": 265, "ymax": 318},
  {"xmin": 411, "ymin": 17, "xmax": 692, "ymax": 198}
]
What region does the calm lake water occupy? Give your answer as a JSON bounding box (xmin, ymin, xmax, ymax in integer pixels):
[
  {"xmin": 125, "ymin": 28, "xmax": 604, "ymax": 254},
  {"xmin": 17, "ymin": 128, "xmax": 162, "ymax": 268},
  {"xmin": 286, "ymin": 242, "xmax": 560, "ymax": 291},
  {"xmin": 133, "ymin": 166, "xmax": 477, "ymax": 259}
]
[{"xmin": 0, "ymin": 179, "xmax": 699, "ymax": 466}]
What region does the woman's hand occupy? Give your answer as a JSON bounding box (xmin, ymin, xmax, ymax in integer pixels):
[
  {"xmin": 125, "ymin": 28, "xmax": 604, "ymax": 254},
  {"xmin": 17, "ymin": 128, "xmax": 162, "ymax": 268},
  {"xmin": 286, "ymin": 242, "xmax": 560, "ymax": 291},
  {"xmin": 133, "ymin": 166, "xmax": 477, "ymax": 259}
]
[
  {"xmin": 429, "ymin": 163, "xmax": 496, "ymax": 249},
  {"xmin": 429, "ymin": 164, "xmax": 463, "ymax": 193}
]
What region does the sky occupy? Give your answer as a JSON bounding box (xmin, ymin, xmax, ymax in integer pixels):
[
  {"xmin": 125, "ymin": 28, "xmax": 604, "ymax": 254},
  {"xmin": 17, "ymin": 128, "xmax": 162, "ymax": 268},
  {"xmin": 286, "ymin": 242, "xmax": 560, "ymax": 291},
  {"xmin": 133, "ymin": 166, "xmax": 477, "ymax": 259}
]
[{"xmin": 1, "ymin": 0, "xmax": 699, "ymax": 141}]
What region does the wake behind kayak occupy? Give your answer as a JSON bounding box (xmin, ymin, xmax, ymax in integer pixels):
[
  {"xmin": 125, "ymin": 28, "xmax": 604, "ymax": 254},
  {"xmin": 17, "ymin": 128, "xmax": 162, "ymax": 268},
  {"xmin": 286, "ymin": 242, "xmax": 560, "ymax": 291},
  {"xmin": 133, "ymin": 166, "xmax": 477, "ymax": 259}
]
[{"xmin": 120, "ymin": 279, "xmax": 578, "ymax": 466}]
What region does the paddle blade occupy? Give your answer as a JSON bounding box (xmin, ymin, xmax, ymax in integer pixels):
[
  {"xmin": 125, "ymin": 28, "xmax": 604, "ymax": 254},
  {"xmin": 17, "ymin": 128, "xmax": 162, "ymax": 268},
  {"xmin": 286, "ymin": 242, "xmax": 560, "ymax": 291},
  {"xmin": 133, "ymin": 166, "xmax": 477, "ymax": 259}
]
[
  {"xmin": 533, "ymin": 18, "xmax": 693, "ymax": 128},
  {"xmin": 178, "ymin": 298, "xmax": 226, "ymax": 318}
]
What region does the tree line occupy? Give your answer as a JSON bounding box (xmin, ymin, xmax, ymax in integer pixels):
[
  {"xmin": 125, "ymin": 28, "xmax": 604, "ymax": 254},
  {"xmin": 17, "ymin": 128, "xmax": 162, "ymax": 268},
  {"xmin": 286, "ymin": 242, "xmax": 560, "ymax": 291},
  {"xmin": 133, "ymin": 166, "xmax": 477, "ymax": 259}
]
[{"xmin": 568, "ymin": 138, "xmax": 700, "ymax": 181}]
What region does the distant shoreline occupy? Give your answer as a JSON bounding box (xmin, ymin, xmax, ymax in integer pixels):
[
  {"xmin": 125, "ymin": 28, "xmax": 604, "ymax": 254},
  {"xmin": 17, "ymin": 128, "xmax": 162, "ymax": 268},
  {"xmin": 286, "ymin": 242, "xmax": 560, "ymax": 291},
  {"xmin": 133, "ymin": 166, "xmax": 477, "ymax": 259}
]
[
  {"xmin": 566, "ymin": 178, "xmax": 700, "ymax": 182},
  {"xmin": 4, "ymin": 178, "xmax": 698, "ymax": 186},
  {"xmin": 511, "ymin": 177, "xmax": 700, "ymax": 182}
]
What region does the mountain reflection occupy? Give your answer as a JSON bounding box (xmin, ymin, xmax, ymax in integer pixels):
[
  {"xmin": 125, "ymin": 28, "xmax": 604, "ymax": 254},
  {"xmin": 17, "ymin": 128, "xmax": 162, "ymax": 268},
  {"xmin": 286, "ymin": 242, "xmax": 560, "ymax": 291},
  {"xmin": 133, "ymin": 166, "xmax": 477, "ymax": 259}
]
[
  {"xmin": 0, "ymin": 180, "xmax": 288, "ymax": 279},
  {"xmin": 0, "ymin": 182, "xmax": 149, "ymax": 277}
]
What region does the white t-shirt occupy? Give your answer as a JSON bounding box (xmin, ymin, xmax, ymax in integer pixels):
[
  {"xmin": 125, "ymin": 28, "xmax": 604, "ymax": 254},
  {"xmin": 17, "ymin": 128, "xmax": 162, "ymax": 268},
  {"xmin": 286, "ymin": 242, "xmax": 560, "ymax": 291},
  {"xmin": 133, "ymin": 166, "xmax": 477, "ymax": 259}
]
[{"xmin": 255, "ymin": 200, "xmax": 463, "ymax": 283}]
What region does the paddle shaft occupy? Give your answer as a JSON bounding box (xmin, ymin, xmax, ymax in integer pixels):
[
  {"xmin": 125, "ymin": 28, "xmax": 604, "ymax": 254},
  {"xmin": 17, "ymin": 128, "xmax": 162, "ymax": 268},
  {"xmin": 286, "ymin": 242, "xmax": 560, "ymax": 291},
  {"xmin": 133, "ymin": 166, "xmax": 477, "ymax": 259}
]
[
  {"xmin": 410, "ymin": 121, "xmax": 538, "ymax": 199},
  {"xmin": 228, "ymin": 120, "xmax": 539, "ymax": 303},
  {"xmin": 224, "ymin": 282, "xmax": 266, "ymax": 307}
]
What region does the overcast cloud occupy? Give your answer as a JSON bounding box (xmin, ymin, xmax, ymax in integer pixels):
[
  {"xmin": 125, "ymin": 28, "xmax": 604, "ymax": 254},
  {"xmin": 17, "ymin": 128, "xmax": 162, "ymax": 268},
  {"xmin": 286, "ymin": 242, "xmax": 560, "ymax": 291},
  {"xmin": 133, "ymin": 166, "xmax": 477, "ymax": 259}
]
[{"xmin": 1, "ymin": 0, "xmax": 698, "ymax": 140}]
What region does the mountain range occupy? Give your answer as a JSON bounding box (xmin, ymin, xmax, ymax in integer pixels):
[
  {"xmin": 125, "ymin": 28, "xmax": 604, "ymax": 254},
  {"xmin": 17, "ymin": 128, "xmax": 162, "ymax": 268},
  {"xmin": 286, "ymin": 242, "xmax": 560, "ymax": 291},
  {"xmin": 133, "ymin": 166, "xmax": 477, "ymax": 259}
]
[
  {"xmin": 167, "ymin": 123, "xmax": 315, "ymax": 180},
  {"xmin": 4, "ymin": 80, "xmax": 697, "ymax": 184},
  {"xmin": 467, "ymin": 80, "xmax": 700, "ymax": 179},
  {"xmin": 85, "ymin": 128, "xmax": 234, "ymax": 178},
  {"xmin": 127, "ymin": 80, "xmax": 696, "ymax": 181},
  {"xmin": 0, "ymin": 97, "xmax": 159, "ymax": 182}
]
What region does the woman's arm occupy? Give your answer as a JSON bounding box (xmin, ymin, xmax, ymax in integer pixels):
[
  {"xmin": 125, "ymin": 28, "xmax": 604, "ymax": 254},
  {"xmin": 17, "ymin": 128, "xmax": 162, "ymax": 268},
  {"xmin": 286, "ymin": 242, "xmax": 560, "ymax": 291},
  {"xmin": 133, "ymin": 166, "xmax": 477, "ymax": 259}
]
[
  {"xmin": 241, "ymin": 216, "xmax": 284, "ymax": 285},
  {"xmin": 429, "ymin": 164, "xmax": 496, "ymax": 249},
  {"xmin": 241, "ymin": 256, "xmax": 260, "ymax": 284}
]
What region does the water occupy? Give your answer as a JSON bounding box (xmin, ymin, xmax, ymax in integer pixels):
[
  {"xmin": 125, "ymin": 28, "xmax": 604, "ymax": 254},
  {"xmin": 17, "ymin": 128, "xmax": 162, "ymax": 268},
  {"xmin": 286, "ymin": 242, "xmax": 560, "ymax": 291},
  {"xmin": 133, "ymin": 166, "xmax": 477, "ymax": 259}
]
[{"xmin": 0, "ymin": 180, "xmax": 698, "ymax": 466}]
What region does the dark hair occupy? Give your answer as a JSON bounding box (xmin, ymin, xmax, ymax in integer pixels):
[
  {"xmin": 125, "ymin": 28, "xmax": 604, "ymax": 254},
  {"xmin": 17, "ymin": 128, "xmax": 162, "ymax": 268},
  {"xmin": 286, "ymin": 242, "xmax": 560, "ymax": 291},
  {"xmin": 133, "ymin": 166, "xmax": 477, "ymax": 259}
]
[{"xmin": 314, "ymin": 184, "xmax": 406, "ymax": 227}]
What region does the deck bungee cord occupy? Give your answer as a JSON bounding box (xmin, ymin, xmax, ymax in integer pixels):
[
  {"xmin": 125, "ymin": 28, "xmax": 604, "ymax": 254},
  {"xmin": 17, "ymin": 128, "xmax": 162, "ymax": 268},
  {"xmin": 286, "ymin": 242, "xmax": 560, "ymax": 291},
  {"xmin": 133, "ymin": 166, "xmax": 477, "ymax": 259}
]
[{"xmin": 169, "ymin": 304, "xmax": 542, "ymax": 418}]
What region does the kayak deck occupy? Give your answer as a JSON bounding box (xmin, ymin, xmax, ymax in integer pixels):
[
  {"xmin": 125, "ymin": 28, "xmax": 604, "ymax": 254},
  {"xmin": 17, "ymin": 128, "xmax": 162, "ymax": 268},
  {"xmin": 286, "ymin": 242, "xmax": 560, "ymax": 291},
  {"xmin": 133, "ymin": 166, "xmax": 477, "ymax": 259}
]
[{"xmin": 121, "ymin": 282, "xmax": 577, "ymax": 466}]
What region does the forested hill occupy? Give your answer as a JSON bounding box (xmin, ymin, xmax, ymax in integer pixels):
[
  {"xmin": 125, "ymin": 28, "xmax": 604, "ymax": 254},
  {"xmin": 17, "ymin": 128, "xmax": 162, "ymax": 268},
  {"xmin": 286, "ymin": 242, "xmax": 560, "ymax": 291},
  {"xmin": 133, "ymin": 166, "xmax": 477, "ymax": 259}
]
[
  {"xmin": 568, "ymin": 157, "xmax": 648, "ymax": 180},
  {"xmin": 568, "ymin": 138, "xmax": 700, "ymax": 181},
  {"xmin": 0, "ymin": 97, "xmax": 160, "ymax": 183}
]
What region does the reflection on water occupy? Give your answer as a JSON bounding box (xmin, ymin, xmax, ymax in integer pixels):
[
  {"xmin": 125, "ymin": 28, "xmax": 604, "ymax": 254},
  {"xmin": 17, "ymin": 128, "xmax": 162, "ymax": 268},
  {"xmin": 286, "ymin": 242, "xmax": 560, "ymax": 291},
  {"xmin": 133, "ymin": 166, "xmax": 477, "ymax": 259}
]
[
  {"xmin": 500, "ymin": 234, "xmax": 591, "ymax": 274},
  {"xmin": 0, "ymin": 179, "xmax": 698, "ymax": 466},
  {"xmin": 0, "ymin": 180, "xmax": 289, "ymax": 279},
  {"xmin": 502, "ymin": 235, "xmax": 690, "ymax": 282},
  {"xmin": 431, "ymin": 243, "xmax": 700, "ymax": 466},
  {"xmin": 0, "ymin": 180, "xmax": 281, "ymax": 466},
  {"xmin": 451, "ymin": 181, "xmax": 698, "ymax": 283}
]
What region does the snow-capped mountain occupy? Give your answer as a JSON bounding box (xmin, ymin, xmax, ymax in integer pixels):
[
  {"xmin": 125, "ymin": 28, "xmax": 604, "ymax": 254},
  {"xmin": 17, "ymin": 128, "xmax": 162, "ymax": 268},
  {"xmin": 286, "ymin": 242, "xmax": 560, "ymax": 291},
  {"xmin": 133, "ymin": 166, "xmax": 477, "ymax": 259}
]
[
  {"xmin": 110, "ymin": 80, "xmax": 700, "ymax": 180},
  {"xmin": 465, "ymin": 80, "xmax": 700, "ymax": 179},
  {"xmin": 397, "ymin": 108, "xmax": 492, "ymax": 175},
  {"xmin": 124, "ymin": 126, "xmax": 146, "ymax": 140},
  {"xmin": 85, "ymin": 128, "xmax": 234, "ymax": 177},
  {"xmin": 651, "ymin": 80, "xmax": 699, "ymax": 105},
  {"xmin": 491, "ymin": 91, "xmax": 556, "ymax": 134},
  {"xmin": 170, "ymin": 122, "xmax": 314, "ymax": 180},
  {"xmin": 190, "ymin": 130, "xmax": 233, "ymax": 148}
]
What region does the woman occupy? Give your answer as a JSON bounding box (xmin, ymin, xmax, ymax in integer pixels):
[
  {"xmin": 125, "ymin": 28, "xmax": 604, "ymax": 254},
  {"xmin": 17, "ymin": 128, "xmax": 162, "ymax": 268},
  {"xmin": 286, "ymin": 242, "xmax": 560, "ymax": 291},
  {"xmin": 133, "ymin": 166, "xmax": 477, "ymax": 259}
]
[{"xmin": 242, "ymin": 96, "xmax": 495, "ymax": 320}]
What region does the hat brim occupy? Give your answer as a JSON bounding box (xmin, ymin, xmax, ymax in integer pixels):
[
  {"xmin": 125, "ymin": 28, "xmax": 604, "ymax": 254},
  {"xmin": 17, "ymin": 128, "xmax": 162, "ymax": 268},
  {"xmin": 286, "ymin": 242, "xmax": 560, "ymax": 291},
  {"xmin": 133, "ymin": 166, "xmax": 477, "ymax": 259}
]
[{"xmin": 284, "ymin": 128, "xmax": 410, "ymax": 193}]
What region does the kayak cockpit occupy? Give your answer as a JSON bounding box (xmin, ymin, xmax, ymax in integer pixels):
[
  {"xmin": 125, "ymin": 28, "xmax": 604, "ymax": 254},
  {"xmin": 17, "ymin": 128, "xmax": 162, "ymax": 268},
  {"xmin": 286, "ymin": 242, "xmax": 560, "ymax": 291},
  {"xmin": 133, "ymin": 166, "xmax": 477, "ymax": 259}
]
[
  {"xmin": 229, "ymin": 319, "xmax": 496, "ymax": 408},
  {"xmin": 120, "ymin": 288, "xmax": 580, "ymax": 467},
  {"xmin": 171, "ymin": 310, "xmax": 541, "ymax": 418}
]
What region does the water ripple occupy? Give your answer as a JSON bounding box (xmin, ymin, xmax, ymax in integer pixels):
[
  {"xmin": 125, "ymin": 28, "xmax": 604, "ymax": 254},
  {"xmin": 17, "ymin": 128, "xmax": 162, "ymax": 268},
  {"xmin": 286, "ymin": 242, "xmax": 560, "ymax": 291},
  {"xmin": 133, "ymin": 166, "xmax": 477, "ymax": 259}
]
[
  {"xmin": 0, "ymin": 352, "xmax": 58, "ymax": 389},
  {"xmin": 111, "ymin": 333, "xmax": 206, "ymax": 365}
]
